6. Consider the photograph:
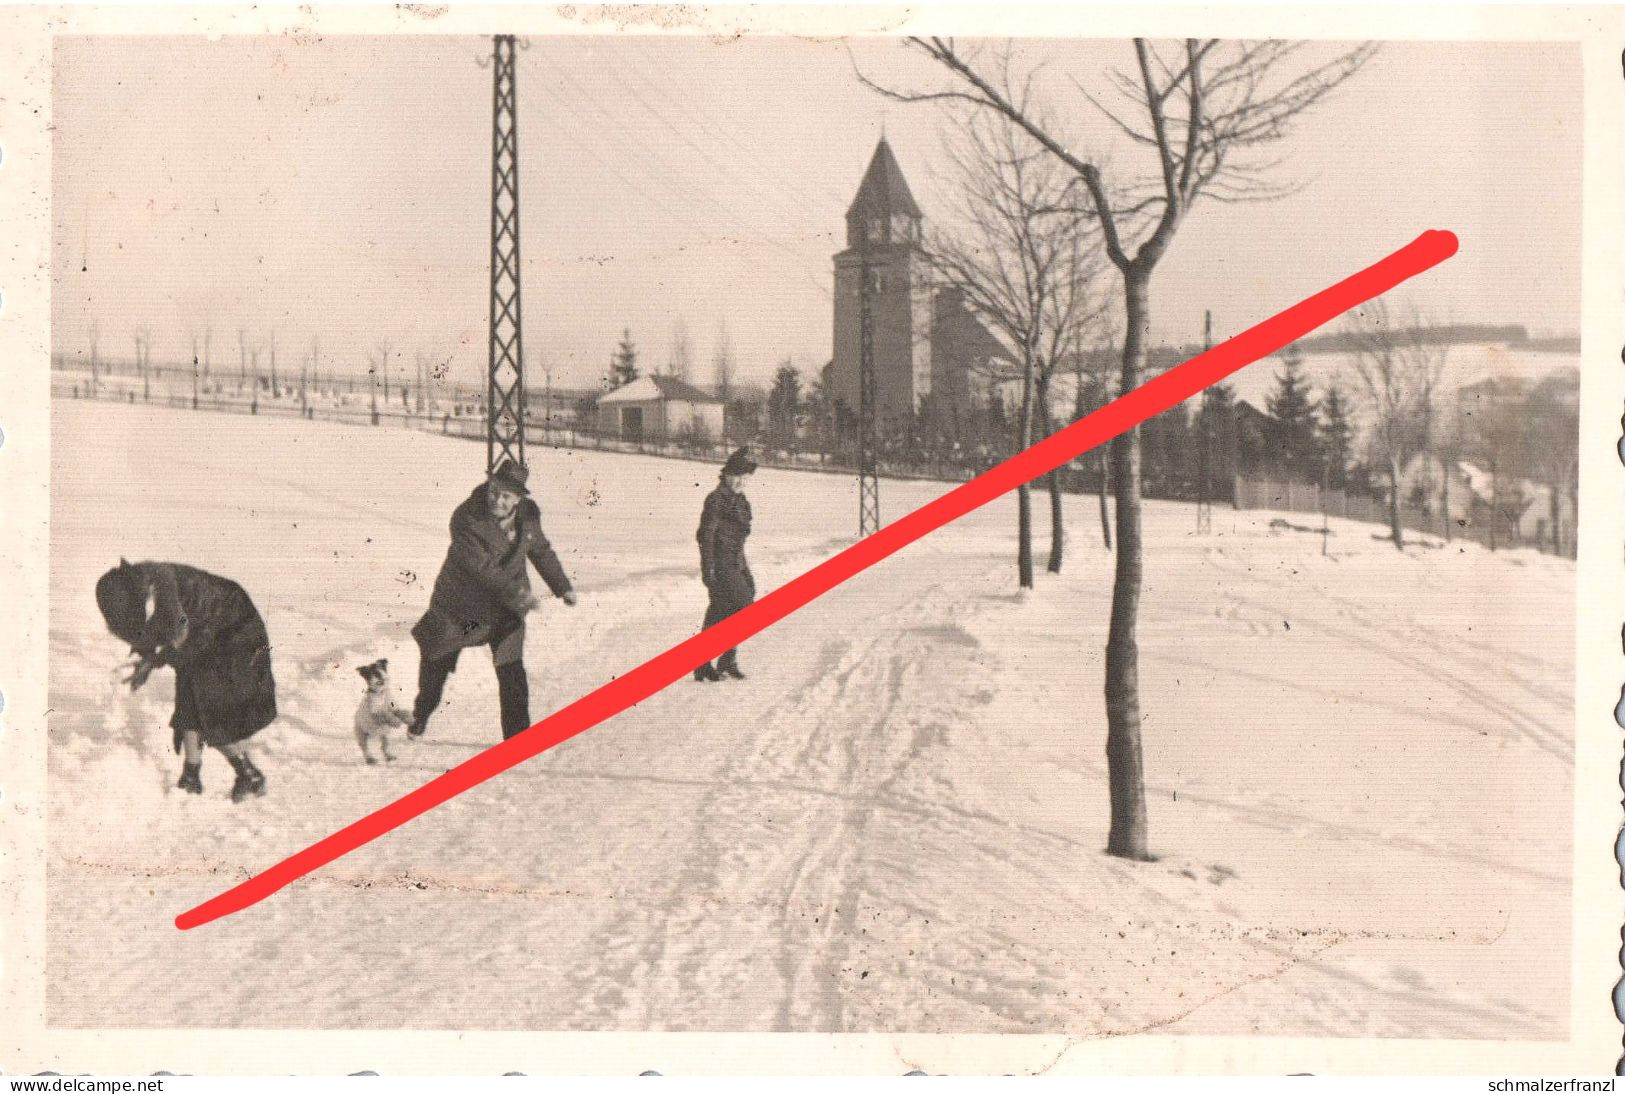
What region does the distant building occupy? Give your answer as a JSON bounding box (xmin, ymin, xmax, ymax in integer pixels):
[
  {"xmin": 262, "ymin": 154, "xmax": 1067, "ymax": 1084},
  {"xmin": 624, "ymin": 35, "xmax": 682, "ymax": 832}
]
[
  {"xmin": 830, "ymin": 138, "xmax": 1006, "ymax": 427},
  {"xmin": 1398, "ymin": 451, "xmax": 1574, "ymax": 547},
  {"xmin": 596, "ymin": 375, "xmax": 724, "ymax": 443},
  {"xmin": 930, "ymin": 286, "xmax": 1012, "ymax": 416}
]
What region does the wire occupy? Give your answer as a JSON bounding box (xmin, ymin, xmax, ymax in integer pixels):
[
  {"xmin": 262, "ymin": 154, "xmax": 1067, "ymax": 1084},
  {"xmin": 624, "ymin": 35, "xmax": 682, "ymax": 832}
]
[{"xmin": 536, "ymin": 55, "xmax": 835, "ymax": 302}]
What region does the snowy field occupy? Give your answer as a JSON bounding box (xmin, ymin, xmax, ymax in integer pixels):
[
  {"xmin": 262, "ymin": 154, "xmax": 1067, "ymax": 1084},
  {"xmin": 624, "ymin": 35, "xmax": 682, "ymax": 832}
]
[{"xmin": 47, "ymin": 398, "xmax": 1573, "ymax": 1036}]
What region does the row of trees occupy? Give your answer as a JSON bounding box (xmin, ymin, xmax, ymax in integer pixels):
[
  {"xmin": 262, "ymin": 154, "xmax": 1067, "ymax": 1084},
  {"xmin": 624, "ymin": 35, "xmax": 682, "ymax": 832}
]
[
  {"xmin": 856, "ymin": 36, "xmax": 1379, "ymax": 863},
  {"xmin": 844, "ymin": 36, "xmax": 1584, "ymax": 867},
  {"xmin": 1341, "ymin": 301, "xmax": 1580, "ymax": 552},
  {"xmin": 76, "ymin": 322, "xmax": 465, "ymax": 414}
]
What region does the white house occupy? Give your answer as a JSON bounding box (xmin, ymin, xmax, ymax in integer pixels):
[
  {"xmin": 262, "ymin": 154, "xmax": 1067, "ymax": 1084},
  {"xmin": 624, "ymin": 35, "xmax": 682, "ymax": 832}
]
[{"xmin": 596, "ymin": 375, "xmax": 725, "ymax": 443}]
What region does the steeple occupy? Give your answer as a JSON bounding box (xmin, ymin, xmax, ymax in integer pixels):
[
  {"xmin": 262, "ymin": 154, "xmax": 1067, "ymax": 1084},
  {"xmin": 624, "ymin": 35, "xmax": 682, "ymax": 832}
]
[{"xmin": 845, "ymin": 137, "xmax": 923, "ymax": 249}]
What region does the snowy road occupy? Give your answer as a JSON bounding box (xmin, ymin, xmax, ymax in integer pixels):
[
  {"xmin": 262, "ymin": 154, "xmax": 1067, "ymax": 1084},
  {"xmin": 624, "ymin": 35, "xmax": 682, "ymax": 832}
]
[{"xmin": 47, "ymin": 401, "xmax": 1573, "ymax": 1036}]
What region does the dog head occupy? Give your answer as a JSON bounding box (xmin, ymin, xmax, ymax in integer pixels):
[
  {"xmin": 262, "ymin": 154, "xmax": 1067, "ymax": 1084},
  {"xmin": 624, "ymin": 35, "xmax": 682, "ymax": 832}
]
[{"xmin": 356, "ymin": 658, "xmax": 390, "ymax": 693}]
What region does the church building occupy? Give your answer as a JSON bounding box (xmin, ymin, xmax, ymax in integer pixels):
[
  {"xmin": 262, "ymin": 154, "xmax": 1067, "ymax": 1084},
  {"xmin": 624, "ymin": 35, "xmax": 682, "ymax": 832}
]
[{"xmin": 830, "ymin": 138, "xmax": 1006, "ymax": 428}]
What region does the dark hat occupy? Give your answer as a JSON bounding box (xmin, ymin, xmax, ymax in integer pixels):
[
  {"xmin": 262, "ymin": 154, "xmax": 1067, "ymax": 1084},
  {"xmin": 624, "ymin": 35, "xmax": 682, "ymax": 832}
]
[
  {"xmin": 721, "ymin": 447, "xmax": 758, "ymax": 477},
  {"xmin": 488, "ymin": 457, "xmax": 530, "ymax": 496},
  {"xmin": 95, "ymin": 559, "xmax": 146, "ymax": 643}
]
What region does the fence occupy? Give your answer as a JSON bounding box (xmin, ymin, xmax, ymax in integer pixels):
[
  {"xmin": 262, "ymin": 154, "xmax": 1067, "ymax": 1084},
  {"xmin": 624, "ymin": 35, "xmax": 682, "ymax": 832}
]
[
  {"xmin": 1233, "ymin": 475, "xmax": 1574, "ymax": 557},
  {"xmin": 63, "ymin": 372, "xmax": 1572, "ymax": 557},
  {"xmin": 51, "ymin": 369, "xmax": 1033, "ymax": 487}
]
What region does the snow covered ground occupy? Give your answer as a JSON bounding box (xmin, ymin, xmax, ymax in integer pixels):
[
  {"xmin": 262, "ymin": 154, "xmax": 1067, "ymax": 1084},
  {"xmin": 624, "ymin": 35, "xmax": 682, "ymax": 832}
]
[{"xmin": 47, "ymin": 399, "xmax": 1573, "ymax": 1036}]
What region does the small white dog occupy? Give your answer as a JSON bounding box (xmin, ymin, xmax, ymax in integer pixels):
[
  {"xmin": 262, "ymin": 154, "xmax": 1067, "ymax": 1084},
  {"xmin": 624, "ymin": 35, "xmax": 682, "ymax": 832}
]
[{"xmin": 354, "ymin": 659, "xmax": 412, "ymax": 764}]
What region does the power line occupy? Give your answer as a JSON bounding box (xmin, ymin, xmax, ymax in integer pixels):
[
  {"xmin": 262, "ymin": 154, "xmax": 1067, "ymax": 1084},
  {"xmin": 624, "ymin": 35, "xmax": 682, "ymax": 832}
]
[
  {"xmin": 604, "ymin": 40, "xmax": 849, "ymax": 219},
  {"xmin": 538, "ymin": 56, "xmax": 834, "ymax": 302}
]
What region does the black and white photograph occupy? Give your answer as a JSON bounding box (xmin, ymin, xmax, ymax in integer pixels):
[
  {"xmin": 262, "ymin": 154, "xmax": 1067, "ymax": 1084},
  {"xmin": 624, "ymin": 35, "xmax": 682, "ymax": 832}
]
[{"xmin": 2, "ymin": 3, "xmax": 1619, "ymax": 1077}]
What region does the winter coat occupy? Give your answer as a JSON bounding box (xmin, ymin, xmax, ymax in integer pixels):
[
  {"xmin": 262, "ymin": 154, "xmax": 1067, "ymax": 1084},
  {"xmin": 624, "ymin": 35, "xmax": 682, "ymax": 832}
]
[
  {"xmin": 698, "ymin": 482, "xmax": 755, "ymax": 617},
  {"xmin": 101, "ymin": 561, "xmax": 278, "ymax": 751},
  {"xmin": 412, "ymin": 485, "xmax": 573, "ymax": 663}
]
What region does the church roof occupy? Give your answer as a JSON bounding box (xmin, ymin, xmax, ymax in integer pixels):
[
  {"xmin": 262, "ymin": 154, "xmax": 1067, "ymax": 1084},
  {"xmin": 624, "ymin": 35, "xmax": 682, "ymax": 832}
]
[{"xmin": 846, "ymin": 138, "xmax": 923, "ymax": 221}]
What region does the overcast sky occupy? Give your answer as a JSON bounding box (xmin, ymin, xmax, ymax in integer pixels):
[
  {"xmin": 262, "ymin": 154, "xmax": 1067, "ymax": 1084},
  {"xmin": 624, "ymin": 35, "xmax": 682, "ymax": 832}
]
[{"xmin": 52, "ymin": 35, "xmax": 1580, "ymax": 392}]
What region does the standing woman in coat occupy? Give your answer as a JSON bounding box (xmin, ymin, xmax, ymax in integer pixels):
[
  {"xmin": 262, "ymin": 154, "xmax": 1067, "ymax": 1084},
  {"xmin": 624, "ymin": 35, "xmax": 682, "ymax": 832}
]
[
  {"xmin": 95, "ymin": 559, "xmax": 277, "ymax": 801},
  {"xmin": 694, "ymin": 447, "xmax": 757, "ymax": 682},
  {"xmin": 408, "ymin": 457, "xmax": 578, "ymax": 741}
]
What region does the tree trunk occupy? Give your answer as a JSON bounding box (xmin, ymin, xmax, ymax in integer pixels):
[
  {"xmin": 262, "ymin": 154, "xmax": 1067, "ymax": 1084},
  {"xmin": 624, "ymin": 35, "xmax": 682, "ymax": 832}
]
[
  {"xmin": 1105, "ymin": 270, "xmax": 1151, "ymax": 861},
  {"xmin": 1017, "ymin": 484, "xmax": 1033, "ymax": 588},
  {"xmin": 1038, "ymin": 377, "xmax": 1063, "ymax": 574},
  {"xmin": 1549, "ymin": 476, "xmax": 1562, "ymax": 555},
  {"xmin": 1489, "ymin": 456, "xmax": 1499, "ymax": 552},
  {"xmin": 1017, "ymin": 351, "xmax": 1037, "ymax": 589},
  {"xmin": 1097, "ymin": 447, "xmax": 1112, "ymax": 550},
  {"xmin": 1387, "ymin": 454, "xmax": 1405, "ymax": 550},
  {"xmin": 1441, "ymin": 460, "xmax": 1452, "ymax": 543}
]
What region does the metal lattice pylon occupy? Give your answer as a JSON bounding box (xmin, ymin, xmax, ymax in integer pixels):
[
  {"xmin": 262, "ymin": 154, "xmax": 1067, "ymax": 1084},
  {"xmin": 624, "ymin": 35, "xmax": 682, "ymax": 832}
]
[
  {"xmin": 857, "ymin": 260, "xmax": 881, "ymax": 536},
  {"xmin": 487, "ymin": 35, "xmax": 527, "ymax": 474}
]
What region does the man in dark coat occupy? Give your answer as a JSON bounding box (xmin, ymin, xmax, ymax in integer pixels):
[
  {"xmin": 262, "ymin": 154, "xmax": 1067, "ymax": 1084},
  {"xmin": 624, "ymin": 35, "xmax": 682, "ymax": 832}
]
[
  {"xmin": 409, "ymin": 458, "xmax": 577, "ymax": 741},
  {"xmin": 694, "ymin": 447, "xmax": 757, "ymax": 682},
  {"xmin": 95, "ymin": 559, "xmax": 276, "ymax": 801}
]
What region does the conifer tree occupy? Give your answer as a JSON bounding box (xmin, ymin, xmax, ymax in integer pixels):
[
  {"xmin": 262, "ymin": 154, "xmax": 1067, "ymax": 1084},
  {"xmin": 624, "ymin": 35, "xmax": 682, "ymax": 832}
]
[
  {"xmin": 1316, "ymin": 384, "xmax": 1354, "ymax": 489},
  {"xmin": 1266, "ymin": 349, "xmax": 1319, "ymax": 480},
  {"xmin": 610, "ymin": 329, "xmax": 639, "ymax": 389}
]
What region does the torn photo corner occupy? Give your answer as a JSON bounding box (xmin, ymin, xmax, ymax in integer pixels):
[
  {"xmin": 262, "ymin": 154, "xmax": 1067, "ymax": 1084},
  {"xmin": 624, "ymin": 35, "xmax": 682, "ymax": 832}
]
[{"xmin": 0, "ymin": 2, "xmax": 1619, "ymax": 1078}]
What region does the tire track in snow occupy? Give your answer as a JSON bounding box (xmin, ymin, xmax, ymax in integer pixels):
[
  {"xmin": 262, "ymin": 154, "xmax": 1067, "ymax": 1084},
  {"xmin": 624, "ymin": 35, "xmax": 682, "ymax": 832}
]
[
  {"xmin": 558, "ymin": 575, "xmax": 1055, "ymax": 1030},
  {"xmin": 1198, "ymin": 551, "xmax": 1570, "ymax": 762}
]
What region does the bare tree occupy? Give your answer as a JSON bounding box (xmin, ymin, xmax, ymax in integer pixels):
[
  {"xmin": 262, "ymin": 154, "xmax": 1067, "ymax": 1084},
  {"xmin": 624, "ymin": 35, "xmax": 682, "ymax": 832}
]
[
  {"xmin": 1524, "ymin": 371, "xmax": 1579, "ymax": 555},
  {"xmin": 88, "ymin": 320, "xmax": 101, "ymax": 390},
  {"xmin": 668, "ymin": 319, "xmax": 694, "ymax": 382},
  {"xmin": 1039, "ymin": 223, "xmax": 1110, "ymax": 573},
  {"xmin": 1342, "ymin": 298, "xmax": 1446, "ymax": 549},
  {"xmin": 1432, "ymin": 393, "xmax": 1467, "ymax": 543},
  {"xmin": 858, "ymin": 36, "xmax": 1375, "ymax": 860},
  {"xmin": 415, "ymin": 351, "xmax": 431, "ymax": 413},
  {"xmin": 930, "ymin": 108, "xmax": 1107, "ymax": 585},
  {"xmin": 712, "ymin": 318, "xmax": 736, "ymax": 403},
  {"xmin": 931, "ymin": 112, "xmax": 1075, "ymax": 585},
  {"xmin": 1073, "ymin": 344, "xmax": 1115, "ymax": 550},
  {"xmin": 1464, "ymin": 376, "xmax": 1535, "ymax": 551},
  {"xmin": 365, "ymin": 341, "xmax": 392, "ymax": 423},
  {"xmin": 133, "ymin": 328, "xmax": 151, "ymax": 401}
]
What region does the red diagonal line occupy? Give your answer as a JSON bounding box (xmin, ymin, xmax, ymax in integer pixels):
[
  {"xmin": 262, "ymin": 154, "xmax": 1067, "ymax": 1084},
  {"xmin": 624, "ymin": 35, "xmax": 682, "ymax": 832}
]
[{"xmin": 176, "ymin": 229, "xmax": 1457, "ymax": 929}]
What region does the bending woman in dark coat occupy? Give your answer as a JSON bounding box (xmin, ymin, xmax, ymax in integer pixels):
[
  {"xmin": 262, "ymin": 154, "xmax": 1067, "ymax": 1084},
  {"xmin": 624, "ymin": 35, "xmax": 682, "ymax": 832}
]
[
  {"xmin": 694, "ymin": 447, "xmax": 757, "ymax": 682},
  {"xmin": 95, "ymin": 559, "xmax": 277, "ymax": 802}
]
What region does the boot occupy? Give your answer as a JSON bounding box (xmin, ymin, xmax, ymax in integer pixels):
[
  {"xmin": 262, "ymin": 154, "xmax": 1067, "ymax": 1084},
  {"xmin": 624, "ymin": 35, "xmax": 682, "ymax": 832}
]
[
  {"xmin": 717, "ymin": 651, "xmax": 745, "ymax": 680},
  {"xmin": 176, "ymin": 761, "xmax": 203, "ymax": 795},
  {"xmin": 496, "ymin": 660, "xmax": 531, "ymax": 741},
  {"xmin": 410, "ymin": 652, "xmax": 458, "ymax": 738},
  {"xmin": 693, "ymin": 662, "xmax": 720, "ymax": 683},
  {"xmin": 225, "ymin": 751, "xmax": 268, "ymax": 803}
]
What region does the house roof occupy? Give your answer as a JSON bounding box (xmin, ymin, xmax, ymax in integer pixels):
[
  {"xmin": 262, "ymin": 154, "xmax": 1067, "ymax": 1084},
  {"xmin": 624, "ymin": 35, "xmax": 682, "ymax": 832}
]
[
  {"xmin": 598, "ymin": 374, "xmax": 723, "ymax": 405},
  {"xmin": 846, "ymin": 138, "xmax": 923, "ymax": 221}
]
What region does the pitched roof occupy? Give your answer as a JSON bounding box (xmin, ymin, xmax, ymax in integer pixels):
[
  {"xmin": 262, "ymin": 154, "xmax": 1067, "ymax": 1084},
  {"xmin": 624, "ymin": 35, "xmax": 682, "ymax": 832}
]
[
  {"xmin": 598, "ymin": 374, "xmax": 723, "ymax": 405},
  {"xmin": 846, "ymin": 138, "xmax": 923, "ymax": 221}
]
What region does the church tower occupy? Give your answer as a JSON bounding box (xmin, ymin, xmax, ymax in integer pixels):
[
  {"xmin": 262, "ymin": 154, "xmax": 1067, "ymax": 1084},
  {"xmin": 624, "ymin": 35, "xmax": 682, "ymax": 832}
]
[{"xmin": 831, "ymin": 138, "xmax": 934, "ymax": 425}]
